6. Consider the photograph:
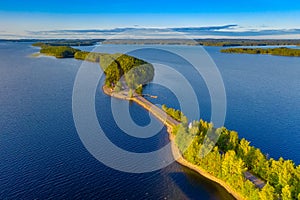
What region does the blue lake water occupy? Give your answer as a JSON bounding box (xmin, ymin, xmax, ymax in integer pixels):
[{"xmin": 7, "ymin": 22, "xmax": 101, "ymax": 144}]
[{"xmin": 0, "ymin": 42, "xmax": 299, "ymax": 199}]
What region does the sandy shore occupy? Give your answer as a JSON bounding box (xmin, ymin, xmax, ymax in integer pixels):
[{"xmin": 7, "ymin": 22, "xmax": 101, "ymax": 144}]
[
  {"xmin": 103, "ymin": 85, "xmax": 245, "ymax": 200},
  {"xmin": 168, "ymin": 133, "xmax": 246, "ymax": 200}
]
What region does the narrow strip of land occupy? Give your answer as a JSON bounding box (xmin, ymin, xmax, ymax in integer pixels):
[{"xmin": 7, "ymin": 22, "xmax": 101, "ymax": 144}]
[
  {"xmin": 103, "ymin": 85, "xmax": 246, "ymax": 200},
  {"xmin": 36, "ymin": 42, "xmax": 298, "ymax": 199},
  {"xmin": 103, "ymin": 85, "xmax": 180, "ymax": 130}
]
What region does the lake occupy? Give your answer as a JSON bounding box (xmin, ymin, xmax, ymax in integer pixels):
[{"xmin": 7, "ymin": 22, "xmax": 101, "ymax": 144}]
[{"xmin": 0, "ymin": 42, "xmax": 299, "ymax": 199}]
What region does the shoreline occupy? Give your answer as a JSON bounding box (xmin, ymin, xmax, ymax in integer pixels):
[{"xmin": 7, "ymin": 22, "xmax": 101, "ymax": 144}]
[
  {"xmin": 168, "ymin": 133, "xmax": 245, "ymax": 200},
  {"xmin": 102, "ymin": 85, "xmax": 245, "ymax": 200}
]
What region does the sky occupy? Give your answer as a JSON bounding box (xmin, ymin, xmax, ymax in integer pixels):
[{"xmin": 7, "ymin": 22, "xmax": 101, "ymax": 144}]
[{"xmin": 1, "ymin": 0, "xmax": 300, "ymax": 39}]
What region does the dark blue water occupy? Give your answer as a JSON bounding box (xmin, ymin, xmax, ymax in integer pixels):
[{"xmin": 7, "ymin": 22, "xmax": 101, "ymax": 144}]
[
  {"xmin": 0, "ymin": 42, "xmax": 299, "ymax": 199},
  {"xmin": 88, "ymin": 44, "xmax": 300, "ymax": 163},
  {"xmin": 207, "ymin": 47, "xmax": 300, "ymax": 163},
  {"xmin": 0, "ymin": 43, "xmax": 235, "ymax": 199}
]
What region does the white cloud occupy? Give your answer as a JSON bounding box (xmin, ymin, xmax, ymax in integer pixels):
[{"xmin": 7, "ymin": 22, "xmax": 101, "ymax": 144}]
[{"xmin": 1, "ymin": 25, "xmax": 300, "ymax": 39}]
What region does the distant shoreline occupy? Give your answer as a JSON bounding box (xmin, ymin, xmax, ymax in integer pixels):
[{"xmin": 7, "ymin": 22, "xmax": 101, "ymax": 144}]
[
  {"xmin": 221, "ymin": 47, "xmax": 300, "ymax": 57},
  {"xmin": 4, "ymin": 39, "xmax": 300, "ymax": 47}
]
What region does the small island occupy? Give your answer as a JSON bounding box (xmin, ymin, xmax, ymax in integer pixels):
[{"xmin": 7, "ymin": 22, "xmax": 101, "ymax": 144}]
[
  {"xmin": 39, "ymin": 45, "xmax": 80, "ymax": 58},
  {"xmin": 221, "ymin": 47, "xmax": 300, "ymax": 57},
  {"xmin": 34, "ymin": 42, "xmax": 300, "ymax": 200},
  {"xmin": 32, "ymin": 39, "xmax": 100, "ymax": 47}
]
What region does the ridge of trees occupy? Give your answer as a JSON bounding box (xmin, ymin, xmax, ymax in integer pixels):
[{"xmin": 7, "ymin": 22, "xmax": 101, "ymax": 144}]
[
  {"xmin": 39, "ymin": 45, "xmax": 80, "ymax": 58},
  {"xmin": 74, "ymin": 51, "xmax": 154, "ymax": 89},
  {"xmin": 221, "ymin": 47, "xmax": 300, "ymax": 57},
  {"xmin": 162, "ymin": 104, "xmax": 300, "ymax": 200},
  {"xmin": 161, "ymin": 104, "xmax": 188, "ymax": 124},
  {"xmin": 101, "ymin": 39, "xmax": 300, "ymax": 46},
  {"xmin": 32, "ymin": 40, "xmax": 99, "ymax": 47},
  {"xmin": 31, "ymin": 39, "xmax": 300, "ymax": 47}
]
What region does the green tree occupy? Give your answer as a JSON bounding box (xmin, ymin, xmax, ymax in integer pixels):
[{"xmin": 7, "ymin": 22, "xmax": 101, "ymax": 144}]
[
  {"xmin": 114, "ymin": 81, "xmax": 122, "ymax": 92},
  {"xmin": 221, "ymin": 150, "xmax": 245, "ymax": 180},
  {"xmin": 259, "ymin": 183, "xmax": 276, "ymax": 200},
  {"xmin": 135, "ymin": 84, "xmax": 143, "ymax": 95},
  {"xmin": 281, "ymin": 185, "xmax": 292, "ymax": 200},
  {"xmin": 128, "ymin": 89, "xmax": 133, "ymax": 98}
]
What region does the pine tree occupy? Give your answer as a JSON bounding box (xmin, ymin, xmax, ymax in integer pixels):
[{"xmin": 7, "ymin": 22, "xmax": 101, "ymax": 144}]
[
  {"xmin": 281, "ymin": 185, "xmax": 292, "ymax": 200},
  {"xmin": 259, "ymin": 182, "xmax": 276, "ymax": 200}
]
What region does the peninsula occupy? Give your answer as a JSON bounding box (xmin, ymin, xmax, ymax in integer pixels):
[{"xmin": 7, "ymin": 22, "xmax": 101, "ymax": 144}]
[
  {"xmin": 33, "ymin": 43, "xmax": 154, "ymax": 90},
  {"xmin": 34, "ymin": 43, "xmax": 300, "ymax": 200},
  {"xmin": 103, "ymin": 84, "xmax": 300, "ymax": 200}
]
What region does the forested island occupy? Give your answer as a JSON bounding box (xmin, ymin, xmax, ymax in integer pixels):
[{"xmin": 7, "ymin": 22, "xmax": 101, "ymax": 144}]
[
  {"xmin": 37, "ymin": 45, "xmax": 80, "ymax": 58},
  {"xmin": 33, "ymin": 43, "xmax": 154, "ymax": 91},
  {"xmin": 34, "ymin": 42, "xmax": 300, "ymax": 200},
  {"xmin": 162, "ymin": 105, "xmax": 300, "ymax": 200},
  {"xmin": 31, "ymin": 39, "xmax": 100, "ymax": 46},
  {"xmin": 221, "ymin": 47, "xmax": 300, "ymax": 57}
]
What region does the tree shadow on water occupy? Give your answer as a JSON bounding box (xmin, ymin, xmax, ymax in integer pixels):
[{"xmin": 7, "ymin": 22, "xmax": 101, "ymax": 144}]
[{"xmin": 168, "ymin": 167, "xmax": 235, "ymax": 200}]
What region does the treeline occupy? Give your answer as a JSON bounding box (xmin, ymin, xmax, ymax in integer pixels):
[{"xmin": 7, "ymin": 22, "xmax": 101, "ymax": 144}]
[
  {"xmin": 39, "ymin": 45, "xmax": 80, "ymax": 58},
  {"xmin": 221, "ymin": 47, "xmax": 300, "ymax": 57},
  {"xmin": 32, "ymin": 39, "xmax": 101, "ymax": 47},
  {"xmin": 161, "ymin": 104, "xmax": 188, "ymax": 123},
  {"xmin": 34, "ymin": 43, "xmax": 154, "ymax": 92},
  {"xmin": 168, "ymin": 114, "xmax": 300, "ymax": 199},
  {"xmin": 74, "ymin": 51, "xmax": 154, "ymax": 89},
  {"xmin": 100, "ymin": 53, "xmax": 154, "ymax": 88},
  {"xmin": 74, "ymin": 51, "xmax": 107, "ymax": 62},
  {"xmin": 197, "ymin": 39, "xmax": 300, "ymax": 47},
  {"xmin": 30, "ymin": 39, "xmax": 300, "ymax": 47},
  {"xmin": 101, "ymin": 39, "xmax": 300, "ymax": 46},
  {"xmin": 102, "ymin": 39, "xmax": 198, "ymax": 45}
]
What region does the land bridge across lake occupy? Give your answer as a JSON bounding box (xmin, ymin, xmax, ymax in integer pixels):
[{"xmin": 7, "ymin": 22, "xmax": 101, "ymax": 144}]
[
  {"xmin": 103, "ymin": 85, "xmax": 180, "ymax": 131},
  {"xmin": 102, "ymin": 85, "xmax": 265, "ymax": 193}
]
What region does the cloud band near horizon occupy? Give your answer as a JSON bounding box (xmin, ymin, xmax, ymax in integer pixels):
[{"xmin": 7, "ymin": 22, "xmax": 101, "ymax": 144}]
[{"xmin": 3, "ymin": 24, "xmax": 300, "ymax": 39}]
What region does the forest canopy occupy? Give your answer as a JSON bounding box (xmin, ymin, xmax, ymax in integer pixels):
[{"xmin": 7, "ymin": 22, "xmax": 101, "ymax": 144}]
[
  {"xmin": 39, "ymin": 45, "xmax": 80, "ymax": 58},
  {"xmin": 75, "ymin": 51, "xmax": 155, "ymax": 88},
  {"xmin": 163, "ymin": 104, "xmax": 300, "ymax": 200},
  {"xmin": 32, "ymin": 40, "xmax": 99, "ymax": 47}
]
